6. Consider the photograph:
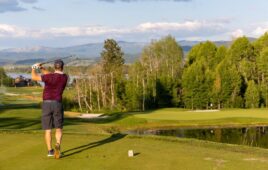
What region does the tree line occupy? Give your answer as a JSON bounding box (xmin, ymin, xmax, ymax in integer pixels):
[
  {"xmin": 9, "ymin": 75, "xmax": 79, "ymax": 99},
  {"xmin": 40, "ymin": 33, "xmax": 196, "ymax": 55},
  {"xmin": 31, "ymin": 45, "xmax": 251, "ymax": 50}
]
[
  {"xmin": 0, "ymin": 67, "xmax": 13, "ymax": 87},
  {"xmin": 63, "ymin": 33, "xmax": 268, "ymax": 111}
]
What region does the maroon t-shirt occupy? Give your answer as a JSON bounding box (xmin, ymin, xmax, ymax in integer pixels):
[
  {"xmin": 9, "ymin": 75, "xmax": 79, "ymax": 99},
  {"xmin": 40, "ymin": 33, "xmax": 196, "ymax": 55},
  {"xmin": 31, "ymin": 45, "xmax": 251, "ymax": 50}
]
[{"xmin": 41, "ymin": 73, "xmax": 68, "ymax": 102}]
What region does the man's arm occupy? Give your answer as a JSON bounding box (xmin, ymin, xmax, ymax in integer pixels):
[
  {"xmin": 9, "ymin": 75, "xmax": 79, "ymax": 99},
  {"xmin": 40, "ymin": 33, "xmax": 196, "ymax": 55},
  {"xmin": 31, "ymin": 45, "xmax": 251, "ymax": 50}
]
[{"xmin": 31, "ymin": 68, "xmax": 42, "ymax": 81}]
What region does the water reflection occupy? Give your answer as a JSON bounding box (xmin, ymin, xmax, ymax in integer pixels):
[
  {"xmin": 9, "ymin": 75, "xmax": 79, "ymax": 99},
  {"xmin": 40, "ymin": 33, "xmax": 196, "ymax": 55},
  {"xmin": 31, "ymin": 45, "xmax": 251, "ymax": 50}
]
[{"xmin": 129, "ymin": 126, "xmax": 268, "ymax": 148}]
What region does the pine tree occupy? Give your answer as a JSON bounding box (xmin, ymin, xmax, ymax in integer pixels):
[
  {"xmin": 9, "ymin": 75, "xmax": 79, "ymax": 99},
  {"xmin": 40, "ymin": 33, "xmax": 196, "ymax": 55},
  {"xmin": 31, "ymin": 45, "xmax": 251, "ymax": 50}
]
[{"xmin": 100, "ymin": 39, "xmax": 125, "ymax": 110}]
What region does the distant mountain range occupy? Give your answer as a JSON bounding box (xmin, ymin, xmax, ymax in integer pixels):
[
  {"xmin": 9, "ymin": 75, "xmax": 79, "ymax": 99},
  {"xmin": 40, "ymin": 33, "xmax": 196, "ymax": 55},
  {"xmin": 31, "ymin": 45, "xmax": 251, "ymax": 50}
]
[{"xmin": 0, "ymin": 40, "xmax": 234, "ymax": 66}]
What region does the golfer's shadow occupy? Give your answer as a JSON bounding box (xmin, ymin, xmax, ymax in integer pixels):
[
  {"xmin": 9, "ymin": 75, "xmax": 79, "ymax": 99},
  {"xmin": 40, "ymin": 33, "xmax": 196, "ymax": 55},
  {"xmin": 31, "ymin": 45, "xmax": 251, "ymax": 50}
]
[{"xmin": 62, "ymin": 133, "xmax": 126, "ymax": 158}]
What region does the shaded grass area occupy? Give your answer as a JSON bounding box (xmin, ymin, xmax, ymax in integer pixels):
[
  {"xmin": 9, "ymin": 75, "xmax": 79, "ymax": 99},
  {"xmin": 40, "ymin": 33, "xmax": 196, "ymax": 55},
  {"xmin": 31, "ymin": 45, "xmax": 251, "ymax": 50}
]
[{"xmin": 2, "ymin": 132, "xmax": 268, "ymax": 170}]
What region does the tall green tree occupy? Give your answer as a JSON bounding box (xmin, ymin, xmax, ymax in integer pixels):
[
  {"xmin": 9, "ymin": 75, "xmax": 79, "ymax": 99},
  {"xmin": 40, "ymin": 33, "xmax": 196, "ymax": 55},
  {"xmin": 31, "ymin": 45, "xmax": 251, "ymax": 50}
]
[
  {"xmin": 257, "ymin": 47, "xmax": 268, "ymax": 107},
  {"xmin": 228, "ymin": 37, "xmax": 255, "ymax": 64},
  {"xmin": 101, "ymin": 39, "xmax": 125, "ymax": 74},
  {"xmin": 138, "ymin": 35, "xmax": 184, "ymax": 108},
  {"xmin": 183, "ymin": 41, "xmax": 217, "ymax": 109},
  {"xmin": 182, "ymin": 59, "xmax": 213, "ymax": 109},
  {"xmin": 185, "ymin": 41, "xmax": 217, "ymax": 69},
  {"xmin": 254, "ymin": 33, "xmax": 268, "ymax": 54},
  {"xmin": 212, "ymin": 59, "xmax": 242, "ymax": 108},
  {"xmin": 100, "ymin": 39, "xmax": 125, "ymax": 110},
  {"xmin": 125, "ymin": 61, "xmax": 145, "ymax": 111},
  {"xmin": 245, "ymin": 80, "xmax": 260, "ymax": 108}
]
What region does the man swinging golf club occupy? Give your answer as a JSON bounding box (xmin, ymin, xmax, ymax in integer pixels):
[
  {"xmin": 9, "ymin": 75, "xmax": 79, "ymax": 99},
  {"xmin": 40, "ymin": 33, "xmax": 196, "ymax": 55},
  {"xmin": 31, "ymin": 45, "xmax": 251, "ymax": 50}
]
[{"xmin": 31, "ymin": 59, "xmax": 68, "ymax": 159}]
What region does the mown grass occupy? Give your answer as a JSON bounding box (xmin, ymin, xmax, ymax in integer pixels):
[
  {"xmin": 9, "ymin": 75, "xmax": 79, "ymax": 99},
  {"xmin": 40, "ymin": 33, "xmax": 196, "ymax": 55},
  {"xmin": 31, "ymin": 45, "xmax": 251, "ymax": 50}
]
[
  {"xmin": 135, "ymin": 108, "xmax": 268, "ymax": 121},
  {"xmin": 2, "ymin": 132, "xmax": 268, "ymax": 170},
  {"xmin": 2, "ymin": 87, "xmax": 268, "ymax": 169}
]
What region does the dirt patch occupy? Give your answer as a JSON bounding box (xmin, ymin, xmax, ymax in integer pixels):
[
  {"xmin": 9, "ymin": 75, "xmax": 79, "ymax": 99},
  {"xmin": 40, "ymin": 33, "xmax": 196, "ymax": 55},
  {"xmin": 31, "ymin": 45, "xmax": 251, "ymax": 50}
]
[
  {"xmin": 64, "ymin": 112, "xmax": 108, "ymax": 119},
  {"xmin": 78, "ymin": 114, "xmax": 108, "ymax": 119}
]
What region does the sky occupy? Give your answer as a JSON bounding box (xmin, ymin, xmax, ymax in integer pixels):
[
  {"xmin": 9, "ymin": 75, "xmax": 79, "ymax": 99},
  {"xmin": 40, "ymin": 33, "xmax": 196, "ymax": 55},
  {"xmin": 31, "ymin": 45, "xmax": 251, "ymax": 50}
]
[{"xmin": 0, "ymin": 0, "xmax": 268, "ymax": 49}]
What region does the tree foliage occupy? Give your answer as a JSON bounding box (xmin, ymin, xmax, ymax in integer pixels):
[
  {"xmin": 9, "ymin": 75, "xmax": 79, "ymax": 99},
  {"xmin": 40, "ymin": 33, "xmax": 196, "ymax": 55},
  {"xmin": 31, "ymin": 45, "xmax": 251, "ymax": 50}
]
[
  {"xmin": 0, "ymin": 67, "xmax": 13, "ymax": 86},
  {"xmin": 67, "ymin": 33, "xmax": 268, "ymax": 112},
  {"xmin": 245, "ymin": 80, "xmax": 260, "ymax": 108}
]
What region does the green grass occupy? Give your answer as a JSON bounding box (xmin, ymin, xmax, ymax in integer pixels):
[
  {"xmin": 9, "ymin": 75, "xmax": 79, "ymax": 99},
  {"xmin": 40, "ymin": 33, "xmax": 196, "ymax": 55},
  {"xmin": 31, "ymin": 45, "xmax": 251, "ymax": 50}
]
[
  {"xmin": 2, "ymin": 132, "xmax": 268, "ymax": 170},
  {"xmin": 135, "ymin": 108, "xmax": 268, "ymax": 120},
  {"xmin": 2, "ymin": 87, "xmax": 268, "ymax": 169}
]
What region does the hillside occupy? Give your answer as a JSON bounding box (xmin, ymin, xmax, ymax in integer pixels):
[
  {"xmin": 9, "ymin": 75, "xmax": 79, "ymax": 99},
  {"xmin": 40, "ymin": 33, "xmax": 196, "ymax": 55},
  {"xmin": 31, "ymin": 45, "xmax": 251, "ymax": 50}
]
[{"xmin": 0, "ymin": 40, "xmax": 235, "ymax": 66}]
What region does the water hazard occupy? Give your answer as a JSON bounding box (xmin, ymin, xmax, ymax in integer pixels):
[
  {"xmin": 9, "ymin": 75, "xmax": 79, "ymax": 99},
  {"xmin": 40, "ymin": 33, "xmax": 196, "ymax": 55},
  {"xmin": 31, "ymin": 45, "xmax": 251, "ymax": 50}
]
[{"xmin": 128, "ymin": 126, "xmax": 268, "ymax": 148}]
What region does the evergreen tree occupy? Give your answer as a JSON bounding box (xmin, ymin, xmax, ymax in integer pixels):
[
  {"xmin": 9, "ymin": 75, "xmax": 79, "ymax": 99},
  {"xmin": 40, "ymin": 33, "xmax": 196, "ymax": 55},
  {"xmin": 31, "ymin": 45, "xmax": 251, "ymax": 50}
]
[
  {"xmin": 101, "ymin": 39, "xmax": 125, "ymax": 74},
  {"xmin": 100, "ymin": 39, "xmax": 125, "ymax": 110}
]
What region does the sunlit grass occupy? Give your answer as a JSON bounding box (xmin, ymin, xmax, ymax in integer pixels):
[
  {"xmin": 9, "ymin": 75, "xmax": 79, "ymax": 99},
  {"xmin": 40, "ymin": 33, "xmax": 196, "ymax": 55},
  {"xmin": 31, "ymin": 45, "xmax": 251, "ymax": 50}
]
[{"xmin": 2, "ymin": 87, "xmax": 268, "ymax": 169}]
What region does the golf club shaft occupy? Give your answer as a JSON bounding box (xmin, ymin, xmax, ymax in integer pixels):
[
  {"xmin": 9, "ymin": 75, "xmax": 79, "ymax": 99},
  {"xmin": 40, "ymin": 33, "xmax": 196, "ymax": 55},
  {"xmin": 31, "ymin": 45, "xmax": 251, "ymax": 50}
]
[{"xmin": 40, "ymin": 55, "xmax": 74, "ymax": 65}]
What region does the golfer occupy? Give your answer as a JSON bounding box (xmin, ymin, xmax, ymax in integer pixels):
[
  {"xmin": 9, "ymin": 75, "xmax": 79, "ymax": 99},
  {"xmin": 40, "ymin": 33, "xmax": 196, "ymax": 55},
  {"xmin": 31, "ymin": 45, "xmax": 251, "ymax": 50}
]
[{"xmin": 31, "ymin": 60, "xmax": 68, "ymax": 159}]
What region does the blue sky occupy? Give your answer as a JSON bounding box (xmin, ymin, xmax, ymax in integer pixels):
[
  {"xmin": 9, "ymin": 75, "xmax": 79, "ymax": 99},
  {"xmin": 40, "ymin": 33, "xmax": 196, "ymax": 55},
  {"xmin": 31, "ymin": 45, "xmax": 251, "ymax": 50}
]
[{"xmin": 0, "ymin": 0, "xmax": 267, "ymax": 48}]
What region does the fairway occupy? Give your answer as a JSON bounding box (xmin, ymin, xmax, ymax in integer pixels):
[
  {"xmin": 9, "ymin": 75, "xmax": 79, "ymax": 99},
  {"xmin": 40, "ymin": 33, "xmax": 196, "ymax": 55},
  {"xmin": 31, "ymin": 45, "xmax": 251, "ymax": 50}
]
[
  {"xmin": 3, "ymin": 87, "xmax": 268, "ymax": 169},
  {"xmin": 2, "ymin": 132, "xmax": 268, "ymax": 170}
]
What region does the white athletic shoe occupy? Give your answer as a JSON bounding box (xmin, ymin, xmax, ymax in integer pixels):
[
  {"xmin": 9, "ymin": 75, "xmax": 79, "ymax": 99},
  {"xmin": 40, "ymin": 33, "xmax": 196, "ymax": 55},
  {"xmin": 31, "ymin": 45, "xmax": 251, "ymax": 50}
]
[{"xmin": 47, "ymin": 149, "xmax": 54, "ymax": 157}]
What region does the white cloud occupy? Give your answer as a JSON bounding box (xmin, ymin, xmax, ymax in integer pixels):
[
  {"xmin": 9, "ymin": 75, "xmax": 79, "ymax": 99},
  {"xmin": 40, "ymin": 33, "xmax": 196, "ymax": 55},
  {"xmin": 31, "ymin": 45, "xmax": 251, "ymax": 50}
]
[
  {"xmin": 0, "ymin": 24, "xmax": 27, "ymax": 37},
  {"xmin": 0, "ymin": 20, "xmax": 228, "ymax": 38},
  {"xmin": 136, "ymin": 20, "xmax": 225, "ymax": 32},
  {"xmin": 252, "ymin": 25, "xmax": 268, "ymax": 37},
  {"xmin": 231, "ymin": 29, "xmax": 244, "ymax": 38},
  {"xmin": 46, "ymin": 26, "xmax": 125, "ymax": 37}
]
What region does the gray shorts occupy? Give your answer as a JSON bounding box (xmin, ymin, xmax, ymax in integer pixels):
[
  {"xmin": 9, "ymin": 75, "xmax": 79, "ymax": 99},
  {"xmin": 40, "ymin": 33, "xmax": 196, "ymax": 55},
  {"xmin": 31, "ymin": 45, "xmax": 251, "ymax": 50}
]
[{"xmin": 42, "ymin": 100, "xmax": 64, "ymax": 130}]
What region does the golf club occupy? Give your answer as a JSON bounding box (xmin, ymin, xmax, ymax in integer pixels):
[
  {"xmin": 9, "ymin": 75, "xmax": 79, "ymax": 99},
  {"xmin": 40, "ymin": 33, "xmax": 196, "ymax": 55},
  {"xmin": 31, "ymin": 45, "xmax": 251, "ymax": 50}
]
[{"xmin": 40, "ymin": 55, "xmax": 76, "ymax": 66}]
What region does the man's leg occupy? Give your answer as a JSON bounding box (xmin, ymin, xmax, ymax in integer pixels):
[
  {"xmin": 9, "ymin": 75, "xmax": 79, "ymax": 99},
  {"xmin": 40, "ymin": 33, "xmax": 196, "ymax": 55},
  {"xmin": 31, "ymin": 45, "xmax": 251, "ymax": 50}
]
[
  {"xmin": 53, "ymin": 102, "xmax": 64, "ymax": 159},
  {"xmin": 45, "ymin": 129, "xmax": 52, "ymax": 151},
  {"xmin": 55, "ymin": 128, "xmax": 62, "ymax": 145},
  {"xmin": 54, "ymin": 128, "xmax": 62, "ymax": 159},
  {"xmin": 42, "ymin": 101, "xmax": 53, "ymax": 156}
]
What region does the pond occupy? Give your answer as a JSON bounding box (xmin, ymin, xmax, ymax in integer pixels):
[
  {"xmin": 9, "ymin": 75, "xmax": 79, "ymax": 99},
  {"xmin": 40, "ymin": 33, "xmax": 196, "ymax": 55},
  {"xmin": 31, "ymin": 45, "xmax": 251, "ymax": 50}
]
[{"xmin": 127, "ymin": 126, "xmax": 268, "ymax": 149}]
